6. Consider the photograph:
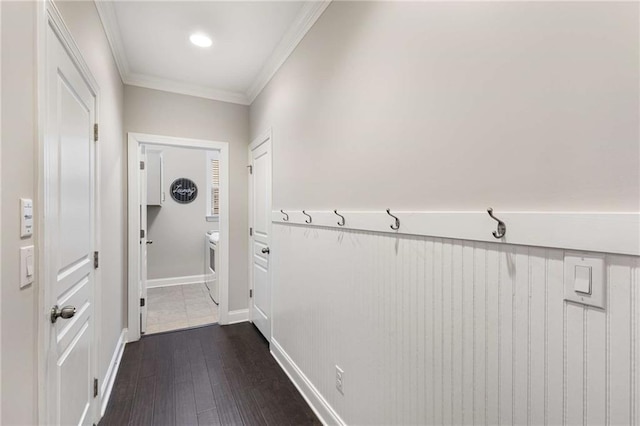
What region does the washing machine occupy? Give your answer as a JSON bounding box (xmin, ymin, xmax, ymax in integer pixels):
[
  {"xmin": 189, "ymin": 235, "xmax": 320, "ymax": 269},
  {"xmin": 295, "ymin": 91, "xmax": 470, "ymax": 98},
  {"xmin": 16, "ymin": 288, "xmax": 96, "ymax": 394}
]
[{"xmin": 205, "ymin": 230, "xmax": 219, "ymax": 304}]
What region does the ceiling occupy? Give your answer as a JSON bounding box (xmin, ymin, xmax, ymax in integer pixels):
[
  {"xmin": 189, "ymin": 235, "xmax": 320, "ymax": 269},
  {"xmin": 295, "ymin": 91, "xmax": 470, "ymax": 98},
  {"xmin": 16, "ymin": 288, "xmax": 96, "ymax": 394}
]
[{"xmin": 96, "ymin": 1, "xmax": 330, "ymax": 105}]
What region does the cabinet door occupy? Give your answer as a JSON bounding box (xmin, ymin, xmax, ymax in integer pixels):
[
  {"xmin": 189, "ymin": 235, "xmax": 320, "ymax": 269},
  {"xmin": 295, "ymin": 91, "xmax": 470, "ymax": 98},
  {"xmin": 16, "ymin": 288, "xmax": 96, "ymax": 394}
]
[{"xmin": 146, "ymin": 150, "xmax": 164, "ymax": 206}]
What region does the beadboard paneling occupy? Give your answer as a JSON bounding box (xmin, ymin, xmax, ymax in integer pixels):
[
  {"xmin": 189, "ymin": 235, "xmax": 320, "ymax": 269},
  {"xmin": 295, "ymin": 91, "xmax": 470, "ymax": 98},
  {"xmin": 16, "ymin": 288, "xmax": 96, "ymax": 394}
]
[{"xmin": 271, "ymin": 223, "xmax": 640, "ymax": 425}]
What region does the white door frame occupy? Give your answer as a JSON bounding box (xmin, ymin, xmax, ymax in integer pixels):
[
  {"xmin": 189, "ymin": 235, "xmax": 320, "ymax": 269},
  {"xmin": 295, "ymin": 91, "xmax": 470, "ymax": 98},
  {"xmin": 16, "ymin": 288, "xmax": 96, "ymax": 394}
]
[
  {"xmin": 0, "ymin": 1, "xmax": 3, "ymax": 420},
  {"xmin": 36, "ymin": 1, "xmax": 102, "ymax": 423},
  {"xmin": 127, "ymin": 133, "xmax": 230, "ymax": 341},
  {"xmin": 248, "ymin": 129, "xmax": 273, "ymax": 338}
]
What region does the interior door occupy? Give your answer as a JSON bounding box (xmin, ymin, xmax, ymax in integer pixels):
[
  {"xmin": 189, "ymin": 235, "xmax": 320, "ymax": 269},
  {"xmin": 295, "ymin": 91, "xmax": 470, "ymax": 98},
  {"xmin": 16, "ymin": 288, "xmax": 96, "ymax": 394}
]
[
  {"xmin": 45, "ymin": 20, "xmax": 97, "ymax": 425},
  {"xmin": 249, "ymin": 135, "xmax": 272, "ymax": 340},
  {"xmin": 140, "ymin": 145, "xmax": 148, "ymax": 334}
]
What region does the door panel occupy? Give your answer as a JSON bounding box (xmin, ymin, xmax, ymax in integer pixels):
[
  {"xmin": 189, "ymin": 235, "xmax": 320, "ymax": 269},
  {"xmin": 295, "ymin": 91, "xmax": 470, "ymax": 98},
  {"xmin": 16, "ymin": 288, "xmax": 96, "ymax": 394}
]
[
  {"xmin": 45, "ymin": 21, "xmax": 96, "ymax": 425},
  {"xmin": 58, "ymin": 318, "xmax": 92, "ymax": 425},
  {"xmin": 59, "ymin": 78, "xmax": 92, "ymax": 267},
  {"xmin": 250, "ymin": 136, "xmax": 272, "ymax": 340}
]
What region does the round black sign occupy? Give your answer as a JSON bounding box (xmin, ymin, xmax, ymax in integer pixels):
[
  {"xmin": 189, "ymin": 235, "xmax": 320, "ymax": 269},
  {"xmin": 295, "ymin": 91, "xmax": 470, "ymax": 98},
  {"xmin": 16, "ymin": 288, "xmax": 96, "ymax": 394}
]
[{"xmin": 170, "ymin": 178, "xmax": 198, "ymax": 204}]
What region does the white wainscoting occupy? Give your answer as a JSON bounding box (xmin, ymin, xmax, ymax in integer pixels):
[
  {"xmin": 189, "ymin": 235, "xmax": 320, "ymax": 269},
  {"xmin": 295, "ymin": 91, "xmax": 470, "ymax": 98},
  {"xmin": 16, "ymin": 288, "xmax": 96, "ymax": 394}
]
[{"xmin": 271, "ymin": 223, "xmax": 640, "ymax": 425}]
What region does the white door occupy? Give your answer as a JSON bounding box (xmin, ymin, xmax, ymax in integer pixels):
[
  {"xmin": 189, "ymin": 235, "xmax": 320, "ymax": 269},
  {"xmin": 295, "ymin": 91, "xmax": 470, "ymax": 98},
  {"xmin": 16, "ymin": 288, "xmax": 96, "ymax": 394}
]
[
  {"xmin": 44, "ymin": 20, "xmax": 97, "ymax": 425},
  {"xmin": 140, "ymin": 145, "xmax": 148, "ymax": 334},
  {"xmin": 249, "ymin": 134, "xmax": 272, "ymax": 340}
]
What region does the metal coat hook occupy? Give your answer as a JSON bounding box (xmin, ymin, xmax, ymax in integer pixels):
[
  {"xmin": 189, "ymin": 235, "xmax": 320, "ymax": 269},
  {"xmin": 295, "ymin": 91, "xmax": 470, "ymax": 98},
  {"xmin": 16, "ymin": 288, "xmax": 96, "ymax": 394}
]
[
  {"xmin": 386, "ymin": 208, "xmax": 400, "ymax": 230},
  {"xmin": 302, "ymin": 210, "xmax": 312, "ymax": 224},
  {"xmin": 280, "ymin": 209, "xmax": 289, "ymax": 221},
  {"xmin": 487, "ymin": 207, "xmax": 506, "ymax": 239},
  {"xmin": 334, "ymin": 210, "xmax": 345, "ymax": 226}
]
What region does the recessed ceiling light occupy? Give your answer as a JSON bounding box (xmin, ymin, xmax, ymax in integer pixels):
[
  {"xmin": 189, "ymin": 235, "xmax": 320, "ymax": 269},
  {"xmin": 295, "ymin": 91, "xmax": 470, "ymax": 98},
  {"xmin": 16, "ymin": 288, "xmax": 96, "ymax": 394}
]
[{"xmin": 190, "ymin": 33, "xmax": 212, "ymax": 48}]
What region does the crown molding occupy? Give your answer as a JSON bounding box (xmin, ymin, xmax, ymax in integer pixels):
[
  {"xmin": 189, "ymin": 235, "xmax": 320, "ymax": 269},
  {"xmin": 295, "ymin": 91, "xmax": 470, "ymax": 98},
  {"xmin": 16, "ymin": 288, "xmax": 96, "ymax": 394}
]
[
  {"xmin": 94, "ymin": 0, "xmax": 130, "ymax": 80},
  {"xmin": 245, "ymin": 0, "xmax": 331, "ymax": 104},
  {"xmin": 125, "ymin": 72, "xmax": 250, "ymax": 105},
  {"xmin": 94, "ymin": 0, "xmax": 331, "ymax": 106}
]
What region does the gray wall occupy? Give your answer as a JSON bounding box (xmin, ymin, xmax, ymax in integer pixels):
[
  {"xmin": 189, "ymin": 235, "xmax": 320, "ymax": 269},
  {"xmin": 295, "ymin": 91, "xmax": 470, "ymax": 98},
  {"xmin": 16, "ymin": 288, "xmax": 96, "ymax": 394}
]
[
  {"xmin": 146, "ymin": 146, "xmax": 217, "ymax": 281},
  {"xmin": 55, "ymin": 0, "xmax": 127, "ymax": 404},
  {"xmin": 1, "ymin": 3, "xmax": 38, "ymax": 424},
  {"xmin": 1, "ymin": 1, "xmax": 126, "ymax": 424},
  {"xmin": 250, "ymin": 1, "xmax": 639, "ymax": 211},
  {"xmin": 124, "ymin": 85, "xmax": 250, "ymax": 311}
]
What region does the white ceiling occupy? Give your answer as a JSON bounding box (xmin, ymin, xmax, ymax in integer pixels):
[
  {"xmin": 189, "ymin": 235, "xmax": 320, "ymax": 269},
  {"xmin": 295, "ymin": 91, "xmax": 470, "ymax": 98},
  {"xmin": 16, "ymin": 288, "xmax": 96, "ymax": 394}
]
[{"xmin": 96, "ymin": 1, "xmax": 330, "ymax": 105}]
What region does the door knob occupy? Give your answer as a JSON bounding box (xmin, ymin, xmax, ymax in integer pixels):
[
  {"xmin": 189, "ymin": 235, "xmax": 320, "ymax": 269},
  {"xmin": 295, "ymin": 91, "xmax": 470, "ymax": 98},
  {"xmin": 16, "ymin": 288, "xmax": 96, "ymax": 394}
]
[
  {"xmin": 50, "ymin": 305, "xmax": 76, "ymax": 324},
  {"xmin": 261, "ymin": 247, "xmax": 270, "ymax": 254},
  {"xmin": 146, "ymin": 240, "xmax": 153, "ymax": 244}
]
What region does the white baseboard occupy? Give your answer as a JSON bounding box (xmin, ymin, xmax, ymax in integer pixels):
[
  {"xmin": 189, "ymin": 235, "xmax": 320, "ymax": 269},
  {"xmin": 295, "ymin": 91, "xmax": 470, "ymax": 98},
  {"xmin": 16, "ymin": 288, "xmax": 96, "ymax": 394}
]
[
  {"xmin": 100, "ymin": 328, "xmax": 128, "ymax": 416},
  {"xmin": 147, "ymin": 274, "xmax": 209, "ymax": 288},
  {"xmin": 226, "ymin": 308, "xmax": 249, "ymax": 325},
  {"xmin": 271, "ymin": 338, "xmax": 345, "ymax": 426}
]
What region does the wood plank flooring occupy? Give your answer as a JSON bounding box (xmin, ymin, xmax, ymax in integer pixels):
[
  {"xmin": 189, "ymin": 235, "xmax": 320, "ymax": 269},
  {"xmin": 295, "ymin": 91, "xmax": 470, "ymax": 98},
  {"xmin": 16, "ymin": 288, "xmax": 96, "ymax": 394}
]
[{"xmin": 100, "ymin": 323, "xmax": 321, "ymax": 426}]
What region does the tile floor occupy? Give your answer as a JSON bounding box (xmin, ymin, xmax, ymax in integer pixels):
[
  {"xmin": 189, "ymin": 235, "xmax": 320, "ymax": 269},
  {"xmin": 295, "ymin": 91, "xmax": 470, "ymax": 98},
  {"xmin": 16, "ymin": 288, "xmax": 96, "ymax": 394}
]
[{"xmin": 146, "ymin": 283, "xmax": 219, "ymax": 335}]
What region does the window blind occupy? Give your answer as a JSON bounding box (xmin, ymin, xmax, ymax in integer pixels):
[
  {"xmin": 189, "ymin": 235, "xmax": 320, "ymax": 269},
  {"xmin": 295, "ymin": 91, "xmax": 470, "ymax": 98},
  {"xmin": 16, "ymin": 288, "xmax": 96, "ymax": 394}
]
[{"xmin": 210, "ymin": 159, "xmax": 220, "ymax": 216}]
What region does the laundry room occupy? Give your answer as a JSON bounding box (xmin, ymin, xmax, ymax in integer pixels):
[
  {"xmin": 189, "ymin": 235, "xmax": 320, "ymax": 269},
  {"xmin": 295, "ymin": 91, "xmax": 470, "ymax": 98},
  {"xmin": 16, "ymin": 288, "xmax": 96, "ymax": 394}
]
[{"xmin": 143, "ymin": 144, "xmax": 221, "ymax": 334}]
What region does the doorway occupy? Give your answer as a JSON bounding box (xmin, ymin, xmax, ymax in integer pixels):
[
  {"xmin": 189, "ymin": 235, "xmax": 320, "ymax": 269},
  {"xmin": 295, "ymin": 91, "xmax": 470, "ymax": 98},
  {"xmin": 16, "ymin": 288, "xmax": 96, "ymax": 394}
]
[
  {"xmin": 248, "ymin": 130, "xmax": 272, "ymax": 341},
  {"xmin": 128, "ymin": 133, "xmax": 230, "ymax": 342},
  {"xmin": 40, "ymin": 3, "xmax": 101, "ymax": 424}
]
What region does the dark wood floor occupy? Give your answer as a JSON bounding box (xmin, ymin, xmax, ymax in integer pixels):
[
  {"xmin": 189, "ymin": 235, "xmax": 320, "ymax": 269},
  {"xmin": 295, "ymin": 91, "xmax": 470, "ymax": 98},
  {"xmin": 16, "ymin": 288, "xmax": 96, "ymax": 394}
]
[{"xmin": 100, "ymin": 323, "xmax": 321, "ymax": 426}]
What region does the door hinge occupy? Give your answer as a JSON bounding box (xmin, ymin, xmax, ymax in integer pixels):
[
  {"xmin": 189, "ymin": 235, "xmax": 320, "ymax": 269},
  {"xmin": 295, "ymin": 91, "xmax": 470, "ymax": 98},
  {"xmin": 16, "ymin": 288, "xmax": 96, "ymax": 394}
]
[
  {"xmin": 93, "ymin": 251, "xmax": 99, "ymax": 269},
  {"xmin": 140, "ymin": 298, "xmax": 145, "ymax": 307},
  {"xmin": 140, "ymin": 160, "xmax": 145, "ymax": 170},
  {"xmin": 249, "ymin": 289, "xmax": 253, "ymax": 298},
  {"xmin": 140, "ymin": 229, "xmax": 145, "ymax": 238},
  {"xmin": 93, "ymin": 378, "xmax": 98, "ymax": 398},
  {"xmin": 247, "ymin": 165, "xmax": 253, "ymax": 174},
  {"xmin": 94, "ymin": 123, "xmax": 98, "ymax": 142},
  {"xmin": 249, "ymin": 227, "xmax": 253, "ymax": 237}
]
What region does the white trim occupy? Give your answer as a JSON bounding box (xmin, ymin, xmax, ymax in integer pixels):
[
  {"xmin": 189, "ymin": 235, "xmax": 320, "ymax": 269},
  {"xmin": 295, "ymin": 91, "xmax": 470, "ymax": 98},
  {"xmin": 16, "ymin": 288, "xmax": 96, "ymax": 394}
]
[
  {"xmin": 38, "ymin": 2, "xmax": 102, "ymax": 424},
  {"xmin": 126, "ymin": 72, "xmax": 249, "ymax": 105},
  {"xmin": 271, "ymin": 339, "xmax": 345, "ymax": 426},
  {"xmin": 99, "ymin": 328, "xmax": 128, "ymax": 417},
  {"xmin": 246, "ymin": 1, "xmax": 331, "ymax": 103},
  {"xmin": 147, "ymin": 274, "xmax": 208, "ymax": 289},
  {"xmin": 272, "ymin": 210, "xmax": 640, "ymax": 256},
  {"xmin": 128, "ymin": 133, "xmax": 231, "ymax": 342},
  {"xmin": 0, "ymin": 1, "xmax": 3, "ymax": 420},
  {"xmin": 226, "ymin": 309, "xmax": 249, "ymax": 325},
  {"xmin": 36, "ymin": 2, "xmax": 47, "ymax": 420},
  {"xmin": 95, "ymin": 0, "xmax": 331, "ymax": 106},
  {"xmin": 94, "ymin": 0, "xmax": 129, "ymax": 82}
]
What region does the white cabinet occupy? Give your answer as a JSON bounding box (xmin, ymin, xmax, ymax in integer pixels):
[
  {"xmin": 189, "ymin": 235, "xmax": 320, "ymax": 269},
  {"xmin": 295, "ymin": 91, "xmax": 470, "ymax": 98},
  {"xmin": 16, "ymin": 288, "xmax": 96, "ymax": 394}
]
[{"xmin": 146, "ymin": 149, "xmax": 164, "ymax": 206}]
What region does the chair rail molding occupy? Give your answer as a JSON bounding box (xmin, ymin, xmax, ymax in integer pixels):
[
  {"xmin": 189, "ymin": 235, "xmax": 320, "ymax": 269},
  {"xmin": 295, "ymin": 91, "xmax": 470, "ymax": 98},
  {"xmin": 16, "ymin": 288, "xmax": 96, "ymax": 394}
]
[{"xmin": 272, "ymin": 210, "xmax": 640, "ymax": 256}]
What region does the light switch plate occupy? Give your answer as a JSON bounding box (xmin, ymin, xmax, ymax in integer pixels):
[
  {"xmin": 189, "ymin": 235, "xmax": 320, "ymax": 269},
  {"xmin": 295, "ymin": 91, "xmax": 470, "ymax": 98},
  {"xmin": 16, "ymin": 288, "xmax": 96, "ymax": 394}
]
[
  {"xmin": 574, "ymin": 265, "xmax": 592, "ymax": 294},
  {"xmin": 20, "ymin": 198, "xmax": 33, "ymax": 238},
  {"xmin": 564, "ymin": 252, "xmax": 605, "ymax": 309},
  {"xmin": 20, "ymin": 245, "xmax": 35, "ymax": 288}
]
